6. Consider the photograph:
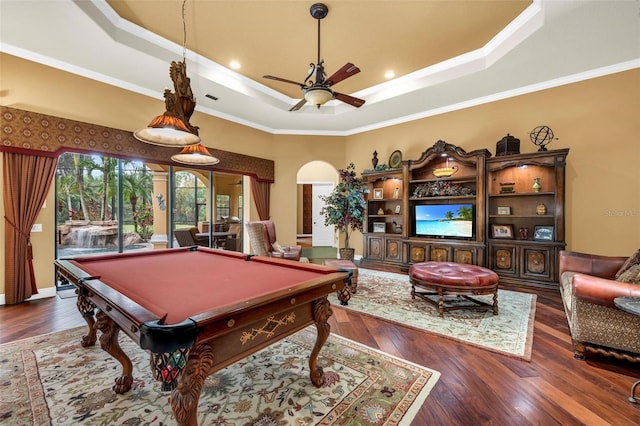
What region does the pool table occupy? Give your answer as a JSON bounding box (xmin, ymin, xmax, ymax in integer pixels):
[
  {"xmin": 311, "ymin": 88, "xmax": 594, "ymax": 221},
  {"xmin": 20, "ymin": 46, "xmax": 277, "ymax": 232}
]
[{"xmin": 54, "ymin": 247, "xmax": 349, "ymax": 426}]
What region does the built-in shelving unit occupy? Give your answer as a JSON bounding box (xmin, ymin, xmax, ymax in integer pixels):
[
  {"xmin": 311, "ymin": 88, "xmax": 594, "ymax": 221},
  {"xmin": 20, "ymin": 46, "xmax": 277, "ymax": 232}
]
[
  {"xmin": 361, "ymin": 140, "xmax": 491, "ymax": 272},
  {"xmin": 360, "ymin": 140, "xmax": 569, "ymax": 290},
  {"xmin": 486, "ymin": 149, "xmax": 569, "ymax": 290}
]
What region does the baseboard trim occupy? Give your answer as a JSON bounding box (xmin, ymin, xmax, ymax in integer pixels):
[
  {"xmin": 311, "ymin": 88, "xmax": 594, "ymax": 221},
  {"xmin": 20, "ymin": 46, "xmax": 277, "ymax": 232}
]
[{"xmin": 0, "ymin": 286, "xmax": 57, "ymax": 305}]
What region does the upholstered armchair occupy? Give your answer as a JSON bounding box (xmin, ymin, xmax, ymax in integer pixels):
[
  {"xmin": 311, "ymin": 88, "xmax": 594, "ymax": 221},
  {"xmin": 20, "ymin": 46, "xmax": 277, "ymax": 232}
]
[
  {"xmin": 558, "ymin": 250, "xmax": 640, "ymax": 362},
  {"xmin": 174, "ymin": 227, "xmax": 208, "ymax": 247},
  {"xmin": 224, "ymin": 223, "xmax": 242, "ymax": 251},
  {"xmin": 246, "ymin": 220, "xmax": 302, "ymax": 260}
]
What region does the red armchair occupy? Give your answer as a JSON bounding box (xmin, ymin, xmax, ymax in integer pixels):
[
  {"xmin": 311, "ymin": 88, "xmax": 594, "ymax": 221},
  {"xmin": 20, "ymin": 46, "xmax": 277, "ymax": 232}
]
[{"xmin": 558, "ymin": 250, "xmax": 640, "ymax": 362}]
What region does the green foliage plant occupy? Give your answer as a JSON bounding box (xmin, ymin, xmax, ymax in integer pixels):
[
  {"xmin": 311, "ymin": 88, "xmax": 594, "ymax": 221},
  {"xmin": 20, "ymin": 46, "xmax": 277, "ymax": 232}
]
[
  {"xmin": 319, "ymin": 163, "xmax": 368, "ymax": 249},
  {"xmin": 133, "ymin": 203, "xmax": 154, "ymax": 241}
]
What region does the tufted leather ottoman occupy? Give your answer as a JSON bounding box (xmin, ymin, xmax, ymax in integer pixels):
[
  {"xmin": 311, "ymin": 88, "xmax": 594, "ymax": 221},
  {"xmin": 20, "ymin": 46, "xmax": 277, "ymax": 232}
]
[{"xmin": 409, "ymin": 261, "xmax": 499, "ymax": 317}]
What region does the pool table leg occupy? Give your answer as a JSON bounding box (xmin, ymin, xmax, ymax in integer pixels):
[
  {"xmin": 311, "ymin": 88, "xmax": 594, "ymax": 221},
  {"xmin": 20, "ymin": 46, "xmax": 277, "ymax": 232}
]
[
  {"xmin": 95, "ymin": 310, "xmax": 134, "ymax": 394},
  {"xmin": 76, "ymin": 289, "xmax": 97, "ymax": 347},
  {"xmin": 310, "ymin": 296, "xmax": 332, "ymax": 387},
  {"xmin": 170, "ymin": 342, "xmax": 215, "ymax": 426}
]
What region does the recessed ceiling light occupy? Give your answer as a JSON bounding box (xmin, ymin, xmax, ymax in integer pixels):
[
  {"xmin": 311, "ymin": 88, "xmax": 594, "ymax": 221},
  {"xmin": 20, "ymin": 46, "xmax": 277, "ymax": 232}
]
[
  {"xmin": 384, "ymin": 71, "xmax": 395, "ymax": 79},
  {"xmin": 229, "ymin": 61, "xmax": 241, "ymax": 70}
]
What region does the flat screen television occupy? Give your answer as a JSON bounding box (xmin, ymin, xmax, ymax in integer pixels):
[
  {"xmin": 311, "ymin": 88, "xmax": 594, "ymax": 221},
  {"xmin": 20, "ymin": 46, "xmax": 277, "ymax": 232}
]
[{"xmin": 414, "ymin": 203, "xmax": 474, "ymax": 239}]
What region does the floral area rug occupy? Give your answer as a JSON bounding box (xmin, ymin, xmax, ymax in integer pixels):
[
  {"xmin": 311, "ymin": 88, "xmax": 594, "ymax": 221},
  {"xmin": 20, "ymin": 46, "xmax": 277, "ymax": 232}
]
[
  {"xmin": 0, "ymin": 325, "xmax": 440, "ymax": 425},
  {"xmin": 330, "ymin": 269, "xmax": 536, "ymax": 361}
]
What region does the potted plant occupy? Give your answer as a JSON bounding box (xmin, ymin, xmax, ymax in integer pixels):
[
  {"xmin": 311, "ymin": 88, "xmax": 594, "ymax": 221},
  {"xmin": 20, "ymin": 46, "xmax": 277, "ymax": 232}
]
[{"xmin": 320, "ymin": 163, "xmax": 368, "ymax": 260}]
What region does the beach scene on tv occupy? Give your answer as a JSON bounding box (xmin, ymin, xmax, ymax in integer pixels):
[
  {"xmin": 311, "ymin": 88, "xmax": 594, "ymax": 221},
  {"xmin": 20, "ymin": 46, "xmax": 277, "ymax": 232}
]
[{"xmin": 415, "ymin": 204, "xmax": 473, "ymax": 238}]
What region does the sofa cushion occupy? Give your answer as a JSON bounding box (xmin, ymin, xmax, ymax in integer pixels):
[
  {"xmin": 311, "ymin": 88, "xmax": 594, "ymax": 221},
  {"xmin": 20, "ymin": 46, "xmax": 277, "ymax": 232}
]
[
  {"xmin": 615, "ymin": 248, "xmax": 640, "ymax": 279},
  {"xmin": 616, "ymin": 264, "xmax": 640, "ymax": 284},
  {"xmin": 559, "ymin": 271, "xmax": 576, "ymax": 318}
]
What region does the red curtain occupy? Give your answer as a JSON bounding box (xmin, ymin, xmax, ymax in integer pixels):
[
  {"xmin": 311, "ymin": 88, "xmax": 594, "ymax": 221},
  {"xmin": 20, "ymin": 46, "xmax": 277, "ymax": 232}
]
[
  {"xmin": 250, "ymin": 176, "xmax": 270, "ymax": 220},
  {"xmin": 3, "ymin": 152, "xmax": 58, "ymax": 304}
]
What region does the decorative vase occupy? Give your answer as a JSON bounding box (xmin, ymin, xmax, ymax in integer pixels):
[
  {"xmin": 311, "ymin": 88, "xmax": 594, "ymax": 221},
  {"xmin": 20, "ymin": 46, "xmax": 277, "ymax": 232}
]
[
  {"xmin": 339, "ymin": 248, "xmax": 355, "ymax": 261},
  {"xmin": 536, "ymin": 203, "xmax": 547, "ymax": 215},
  {"xmin": 532, "ymin": 177, "xmax": 542, "ymax": 192}
]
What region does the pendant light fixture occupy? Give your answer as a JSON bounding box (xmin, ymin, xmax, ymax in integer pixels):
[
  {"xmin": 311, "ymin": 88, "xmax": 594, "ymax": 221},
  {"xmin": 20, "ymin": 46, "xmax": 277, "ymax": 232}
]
[
  {"xmin": 134, "ymin": 1, "xmax": 219, "ymax": 170},
  {"xmin": 171, "ymin": 143, "xmax": 220, "ymax": 165}
]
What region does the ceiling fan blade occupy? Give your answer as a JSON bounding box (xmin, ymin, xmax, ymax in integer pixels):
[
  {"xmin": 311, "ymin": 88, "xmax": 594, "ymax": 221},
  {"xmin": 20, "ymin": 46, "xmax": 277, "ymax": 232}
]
[
  {"xmin": 334, "ymin": 92, "xmax": 365, "ymax": 108},
  {"xmin": 289, "ymin": 98, "xmax": 308, "ymax": 112},
  {"xmin": 325, "ymin": 63, "xmax": 360, "ymax": 87},
  {"xmin": 263, "ymin": 75, "xmax": 307, "ymax": 89}
]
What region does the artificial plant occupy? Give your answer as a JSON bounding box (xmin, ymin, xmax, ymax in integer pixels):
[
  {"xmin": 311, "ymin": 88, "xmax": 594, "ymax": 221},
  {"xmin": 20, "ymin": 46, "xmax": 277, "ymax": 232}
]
[{"xmin": 319, "ymin": 163, "xmax": 368, "ymax": 249}]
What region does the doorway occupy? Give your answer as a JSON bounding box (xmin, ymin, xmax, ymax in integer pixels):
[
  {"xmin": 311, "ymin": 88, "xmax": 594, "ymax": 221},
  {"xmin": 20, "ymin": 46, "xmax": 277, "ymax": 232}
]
[
  {"xmin": 297, "ymin": 161, "xmax": 338, "ymax": 248},
  {"xmin": 311, "ymin": 183, "xmax": 335, "ymax": 246}
]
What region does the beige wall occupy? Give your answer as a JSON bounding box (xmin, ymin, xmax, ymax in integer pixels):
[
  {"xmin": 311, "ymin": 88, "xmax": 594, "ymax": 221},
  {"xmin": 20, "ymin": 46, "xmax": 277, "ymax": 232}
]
[
  {"xmin": 344, "ymin": 69, "xmax": 640, "ymax": 257},
  {"xmin": 1, "ymin": 53, "xmax": 639, "ymax": 299}
]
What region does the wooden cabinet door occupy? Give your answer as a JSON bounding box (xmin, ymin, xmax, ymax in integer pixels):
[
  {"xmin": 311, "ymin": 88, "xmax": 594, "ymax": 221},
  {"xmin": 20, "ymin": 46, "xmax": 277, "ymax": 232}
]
[
  {"xmin": 385, "ymin": 237, "xmax": 402, "ymax": 261},
  {"xmin": 366, "ymin": 235, "xmax": 384, "ymax": 260},
  {"xmin": 408, "ymin": 243, "xmax": 427, "ymax": 263},
  {"xmin": 430, "ymin": 245, "xmax": 451, "ymax": 262},
  {"xmin": 454, "ymin": 247, "xmax": 475, "ymax": 264},
  {"xmin": 489, "ymin": 243, "xmax": 518, "ymax": 276},
  {"xmin": 520, "ymin": 246, "xmax": 555, "ymax": 282}
]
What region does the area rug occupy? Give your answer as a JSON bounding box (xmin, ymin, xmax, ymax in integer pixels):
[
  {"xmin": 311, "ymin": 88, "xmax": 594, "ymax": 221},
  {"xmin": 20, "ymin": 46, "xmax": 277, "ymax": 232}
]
[
  {"xmin": 329, "ymin": 269, "xmax": 536, "ymax": 361},
  {"xmin": 0, "ymin": 325, "xmax": 440, "ymax": 425}
]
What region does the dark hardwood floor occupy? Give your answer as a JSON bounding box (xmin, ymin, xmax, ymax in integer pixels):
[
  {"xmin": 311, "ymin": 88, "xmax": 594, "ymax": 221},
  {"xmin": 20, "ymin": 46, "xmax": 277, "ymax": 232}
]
[{"xmin": 1, "ymin": 283, "xmax": 638, "ymax": 425}]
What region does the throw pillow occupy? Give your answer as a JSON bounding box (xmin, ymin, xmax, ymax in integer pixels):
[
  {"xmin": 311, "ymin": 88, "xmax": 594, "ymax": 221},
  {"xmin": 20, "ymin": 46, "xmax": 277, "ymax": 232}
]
[
  {"xmin": 616, "ymin": 264, "xmax": 640, "ymax": 284},
  {"xmin": 615, "ymin": 248, "xmax": 640, "ymax": 279},
  {"xmin": 272, "ymin": 241, "xmax": 285, "ymax": 253}
]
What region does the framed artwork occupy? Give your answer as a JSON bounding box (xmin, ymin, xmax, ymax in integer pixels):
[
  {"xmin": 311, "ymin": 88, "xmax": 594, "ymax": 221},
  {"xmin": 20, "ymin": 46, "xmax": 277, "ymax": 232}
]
[
  {"xmin": 497, "ymin": 206, "xmax": 511, "ymax": 215},
  {"xmin": 373, "ymin": 222, "xmax": 386, "ymax": 233},
  {"xmin": 533, "ymin": 225, "xmax": 554, "ymax": 241},
  {"xmin": 491, "ymin": 224, "xmax": 514, "ymax": 239},
  {"xmin": 393, "ymin": 187, "xmax": 400, "ymax": 199},
  {"xmin": 395, "ymin": 204, "xmax": 401, "ymax": 214},
  {"xmin": 373, "ymin": 188, "xmax": 383, "ymax": 199}
]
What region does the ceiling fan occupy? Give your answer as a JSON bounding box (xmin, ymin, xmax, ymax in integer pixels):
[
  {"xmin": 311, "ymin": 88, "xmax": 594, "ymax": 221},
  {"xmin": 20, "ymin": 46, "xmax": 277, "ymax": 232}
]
[{"xmin": 263, "ymin": 3, "xmax": 365, "ymax": 112}]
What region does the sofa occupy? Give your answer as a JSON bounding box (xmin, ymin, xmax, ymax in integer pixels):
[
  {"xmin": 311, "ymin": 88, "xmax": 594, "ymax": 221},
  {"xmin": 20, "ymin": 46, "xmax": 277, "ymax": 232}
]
[{"xmin": 558, "ymin": 250, "xmax": 640, "ymax": 362}]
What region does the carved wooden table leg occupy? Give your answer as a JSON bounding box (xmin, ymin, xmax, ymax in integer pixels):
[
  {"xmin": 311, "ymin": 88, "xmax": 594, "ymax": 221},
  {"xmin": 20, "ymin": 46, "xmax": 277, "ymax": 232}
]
[
  {"xmin": 437, "ymin": 287, "xmax": 445, "ymax": 317},
  {"xmin": 76, "ymin": 289, "xmax": 97, "ymax": 347},
  {"xmin": 170, "ymin": 343, "xmax": 215, "ymax": 426},
  {"xmin": 95, "ymin": 310, "xmax": 133, "ymax": 394},
  {"xmin": 310, "ymin": 297, "xmax": 332, "ymax": 387}
]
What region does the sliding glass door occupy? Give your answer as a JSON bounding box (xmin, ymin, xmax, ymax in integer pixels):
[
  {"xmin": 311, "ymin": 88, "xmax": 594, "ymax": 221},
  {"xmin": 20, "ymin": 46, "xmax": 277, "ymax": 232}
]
[{"xmin": 55, "ymin": 153, "xmax": 153, "ymax": 258}]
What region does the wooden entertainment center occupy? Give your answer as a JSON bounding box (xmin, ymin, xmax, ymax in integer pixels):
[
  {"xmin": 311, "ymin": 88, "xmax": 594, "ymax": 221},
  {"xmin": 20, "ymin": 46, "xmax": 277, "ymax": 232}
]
[{"xmin": 361, "ymin": 140, "xmax": 569, "ymax": 290}]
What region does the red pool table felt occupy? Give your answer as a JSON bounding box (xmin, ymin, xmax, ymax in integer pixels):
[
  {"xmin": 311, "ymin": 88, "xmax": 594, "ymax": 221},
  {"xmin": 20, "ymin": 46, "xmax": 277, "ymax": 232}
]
[{"xmin": 67, "ymin": 248, "xmax": 339, "ymax": 325}]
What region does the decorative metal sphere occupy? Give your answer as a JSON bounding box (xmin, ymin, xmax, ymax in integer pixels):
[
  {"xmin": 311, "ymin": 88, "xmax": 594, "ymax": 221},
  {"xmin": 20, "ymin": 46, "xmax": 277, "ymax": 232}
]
[{"xmin": 530, "ymin": 126, "xmax": 554, "ymax": 151}]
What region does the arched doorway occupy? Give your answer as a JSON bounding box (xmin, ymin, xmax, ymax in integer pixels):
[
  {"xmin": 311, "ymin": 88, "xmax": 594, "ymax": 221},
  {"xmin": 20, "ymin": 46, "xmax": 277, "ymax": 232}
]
[{"xmin": 297, "ymin": 161, "xmax": 338, "ymax": 247}]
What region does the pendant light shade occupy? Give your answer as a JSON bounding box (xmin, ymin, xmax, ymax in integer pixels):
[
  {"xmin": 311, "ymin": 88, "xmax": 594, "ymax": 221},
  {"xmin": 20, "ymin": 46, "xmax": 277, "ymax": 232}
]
[
  {"xmin": 134, "ymin": 112, "xmax": 200, "ymax": 147},
  {"xmin": 171, "ymin": 144, "xmax": 220, "ymax": 165}
]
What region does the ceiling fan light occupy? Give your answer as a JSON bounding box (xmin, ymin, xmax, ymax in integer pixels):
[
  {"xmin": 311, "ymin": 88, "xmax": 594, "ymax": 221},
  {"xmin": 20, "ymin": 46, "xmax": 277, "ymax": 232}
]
[
  {"xmin": 304, "ymin": 87, "xmax": 334, "ymax": 106},
  {"xmin": 171, "ymin": 143, "xmax": 220, "ymax": 166},
  {"xmin": 134, "ymin": 114, "xmax": 201, "ymax": 147}
]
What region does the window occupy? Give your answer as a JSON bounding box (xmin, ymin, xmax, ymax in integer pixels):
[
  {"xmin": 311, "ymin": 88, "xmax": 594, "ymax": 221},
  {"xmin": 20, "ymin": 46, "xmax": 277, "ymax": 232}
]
[
  {"xmin": 174, "ymin": 171, "xmax": 207, "ymax": 227},
  {"xmin": 216, "ymin": 194, "xmax": 230, "ymax": 220},
  {"xmin": 55, "ymin": 153, "xmax": 153, "ymax": 259}
]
